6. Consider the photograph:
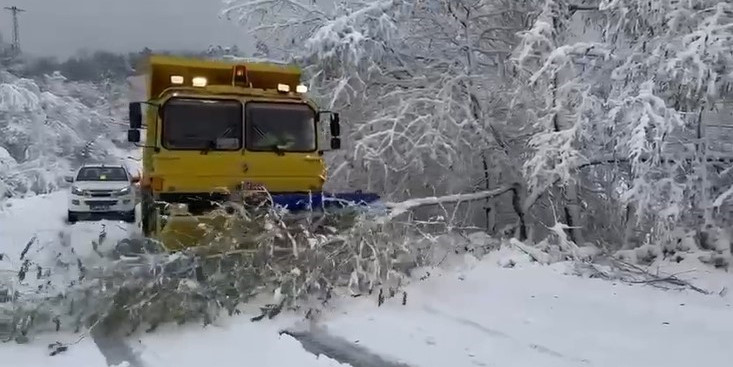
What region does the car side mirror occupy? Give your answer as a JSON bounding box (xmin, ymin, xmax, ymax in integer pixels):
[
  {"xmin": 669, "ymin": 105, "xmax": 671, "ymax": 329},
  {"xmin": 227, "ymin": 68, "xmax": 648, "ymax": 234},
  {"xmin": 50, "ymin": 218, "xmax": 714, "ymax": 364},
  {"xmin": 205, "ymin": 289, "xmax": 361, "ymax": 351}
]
[
  {"xmin": 129, "ymin": 102, "xmax": 142, "ymax": 129},
  {"xmin": 330, "ymin": 137, "xmax": 341, "ymax": 150},
  {"xmin": 330, "ymin": 113, "xmax": 341, "ymax": 137},
  {"xmin": 128, "ymin": 129, "xmax": 141, "ymax": 143},
  {"xmin": 64, "ymin": 175, "xmax": 74, "ymax": 183},
  {"xmin": 131, "ymin": 175, "xmax": 141, "ymax": 184}
]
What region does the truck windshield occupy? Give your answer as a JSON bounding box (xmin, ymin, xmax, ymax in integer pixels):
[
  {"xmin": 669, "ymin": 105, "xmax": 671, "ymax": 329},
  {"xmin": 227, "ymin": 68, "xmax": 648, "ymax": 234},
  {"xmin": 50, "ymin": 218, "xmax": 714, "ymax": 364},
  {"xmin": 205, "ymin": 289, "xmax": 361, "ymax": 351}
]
[
  {"xmin": 162, "ymin": 98, "xmax": 243, "ymax": 150},
  {"xmin": 245, "ymin": 102, "xmax": 317, "ymax": 152},
  {"xmin": 76, "ymin": 167, "xmax": 128, "ymax": 181}
]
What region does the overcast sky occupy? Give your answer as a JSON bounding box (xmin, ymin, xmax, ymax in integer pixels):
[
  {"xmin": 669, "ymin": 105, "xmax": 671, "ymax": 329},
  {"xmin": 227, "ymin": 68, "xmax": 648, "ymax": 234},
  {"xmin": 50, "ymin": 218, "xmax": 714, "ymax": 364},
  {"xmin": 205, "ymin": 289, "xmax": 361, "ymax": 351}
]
[{"xmin": 0, "ymin": 0, "xmax": 252, "ymax": 58}]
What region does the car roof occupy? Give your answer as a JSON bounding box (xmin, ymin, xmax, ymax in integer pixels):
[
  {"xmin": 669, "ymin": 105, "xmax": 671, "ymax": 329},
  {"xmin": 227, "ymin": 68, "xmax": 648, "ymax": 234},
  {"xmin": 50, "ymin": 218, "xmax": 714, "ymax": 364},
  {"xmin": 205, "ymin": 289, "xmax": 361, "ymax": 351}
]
[{"xmin": 78, "ymin": 163, "xmax": 128, "ymax": 170}]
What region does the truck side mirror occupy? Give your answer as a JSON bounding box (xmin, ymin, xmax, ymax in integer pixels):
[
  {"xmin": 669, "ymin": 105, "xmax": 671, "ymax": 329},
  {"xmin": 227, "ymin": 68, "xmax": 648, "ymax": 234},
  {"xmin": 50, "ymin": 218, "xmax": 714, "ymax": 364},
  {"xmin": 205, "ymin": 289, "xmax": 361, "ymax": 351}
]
[
  {"xmin": 128, "ymin": 129, "xmax": 141, "ymax": 143},
  {"xmin": 129, "ymin": 102, "xmax": 142, "ymax": 129},
  {"xmin": 330, "ymin": 137, "xmax": 341, "ymax": 150},
  {"xmin": 330, "ymin": 113, "xmax": 341, "ymax": 137}
]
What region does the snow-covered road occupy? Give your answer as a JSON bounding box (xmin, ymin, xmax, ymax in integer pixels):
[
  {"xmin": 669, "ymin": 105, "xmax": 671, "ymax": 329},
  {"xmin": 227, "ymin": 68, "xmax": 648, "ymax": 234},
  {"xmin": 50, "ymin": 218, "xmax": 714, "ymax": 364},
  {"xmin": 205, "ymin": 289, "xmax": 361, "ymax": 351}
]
[{"xmin": 2, "ymin": 191, "xmax": 732, "ymax": 367}]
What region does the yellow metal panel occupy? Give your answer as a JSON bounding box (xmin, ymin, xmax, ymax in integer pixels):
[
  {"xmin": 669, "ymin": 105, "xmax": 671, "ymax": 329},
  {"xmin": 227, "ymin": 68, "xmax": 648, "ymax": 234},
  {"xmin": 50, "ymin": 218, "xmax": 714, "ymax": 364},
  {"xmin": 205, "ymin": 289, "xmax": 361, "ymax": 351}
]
[{"xmin": 151, "ymin": 151, "xmax": 325, "ymax": 193}]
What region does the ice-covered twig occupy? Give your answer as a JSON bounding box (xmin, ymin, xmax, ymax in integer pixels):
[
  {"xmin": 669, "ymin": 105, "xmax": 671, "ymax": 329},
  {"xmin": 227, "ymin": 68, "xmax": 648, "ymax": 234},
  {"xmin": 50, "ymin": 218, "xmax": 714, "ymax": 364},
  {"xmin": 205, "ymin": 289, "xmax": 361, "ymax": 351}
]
[
  {"xmin": 509, "ymin": 238, "xmax": 551, "ymax": 264},
  {"xmin": 384, "ymin": 186, "xmax": 514, "ymax": 220},
  {"xmin": 577, "ymin": 258, "xmax": 712, "ymax": 295}
]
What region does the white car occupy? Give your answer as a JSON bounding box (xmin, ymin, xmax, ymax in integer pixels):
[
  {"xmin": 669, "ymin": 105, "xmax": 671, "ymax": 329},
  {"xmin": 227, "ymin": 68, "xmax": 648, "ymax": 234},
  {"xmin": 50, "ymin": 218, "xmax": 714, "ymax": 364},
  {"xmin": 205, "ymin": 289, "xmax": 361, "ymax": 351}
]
[{"xmin": 65, "ymin": 163, "xmax": 139, "ymax": 223}]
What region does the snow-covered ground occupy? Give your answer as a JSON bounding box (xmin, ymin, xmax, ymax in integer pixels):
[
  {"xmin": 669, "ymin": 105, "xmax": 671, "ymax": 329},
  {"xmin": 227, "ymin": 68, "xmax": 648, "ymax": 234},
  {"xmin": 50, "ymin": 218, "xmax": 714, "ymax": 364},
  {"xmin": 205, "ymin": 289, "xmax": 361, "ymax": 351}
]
[
  {"xmin": 2, "ymin": 191, "xmax": 733, "ymax": 367},
  {"xmin": 0, "ymin": 191, "xmax": 137, "ymax": 366},
  {"xmin": 0, "ymin": 191, "xmax": 136, "ymax": 273}
]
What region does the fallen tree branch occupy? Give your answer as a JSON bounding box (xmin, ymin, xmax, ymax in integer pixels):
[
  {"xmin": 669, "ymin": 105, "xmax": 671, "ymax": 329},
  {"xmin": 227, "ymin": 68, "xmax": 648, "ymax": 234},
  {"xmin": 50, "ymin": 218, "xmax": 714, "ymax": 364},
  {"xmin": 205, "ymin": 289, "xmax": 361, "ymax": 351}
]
[
  {"xmin": 508, "ymin": 238, "xmax": 551, "ymax": 264},
  {"xmin": 575, "ymin": 257, "xmax": 712, "ymax": 295},
  {"xmin": 384, "ymin": 186, "xmax": 513, "ymax": 220}
]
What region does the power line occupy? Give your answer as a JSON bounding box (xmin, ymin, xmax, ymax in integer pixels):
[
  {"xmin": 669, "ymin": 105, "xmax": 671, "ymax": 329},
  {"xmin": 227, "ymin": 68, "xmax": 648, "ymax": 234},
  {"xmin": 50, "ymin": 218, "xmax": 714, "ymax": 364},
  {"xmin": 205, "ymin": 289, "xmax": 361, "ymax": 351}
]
[{"xmin": 4, "ymin": 6, "xmax": 25, "ymax": 54}]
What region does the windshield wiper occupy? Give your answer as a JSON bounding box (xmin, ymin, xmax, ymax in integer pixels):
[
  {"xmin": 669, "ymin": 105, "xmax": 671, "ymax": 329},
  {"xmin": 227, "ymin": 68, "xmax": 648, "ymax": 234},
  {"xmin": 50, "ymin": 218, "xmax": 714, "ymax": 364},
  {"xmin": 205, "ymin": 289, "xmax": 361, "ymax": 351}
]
[
  {"xmin": 252, "ymin": 125, "xmax": 291, "ymax": 156},
  {"xmin": 200, "ymin": 127, "xmax": 233, "ymax": 155},
  {"xmin": 270, "ymin": 144, "xmax": 286, "ymax": 156}
]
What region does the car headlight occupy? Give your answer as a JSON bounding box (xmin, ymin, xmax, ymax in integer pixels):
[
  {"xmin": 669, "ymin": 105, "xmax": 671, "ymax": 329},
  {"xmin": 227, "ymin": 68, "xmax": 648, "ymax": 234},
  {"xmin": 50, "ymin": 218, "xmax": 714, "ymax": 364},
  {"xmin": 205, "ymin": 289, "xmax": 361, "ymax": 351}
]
[
  {"xmin": 71, "ymin": 186, "xmax": 85, "ymax": 195},
  {"xmin": 116, "ymin": 186, "xmax": 131, "ymax": 196}
]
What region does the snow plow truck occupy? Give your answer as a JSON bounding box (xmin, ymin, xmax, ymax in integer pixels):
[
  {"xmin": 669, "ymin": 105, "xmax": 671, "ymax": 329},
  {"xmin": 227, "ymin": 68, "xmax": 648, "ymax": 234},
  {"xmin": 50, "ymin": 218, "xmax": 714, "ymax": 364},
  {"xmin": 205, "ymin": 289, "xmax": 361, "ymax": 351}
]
[{"xmin": 126, "ymin": 55, "xmax": 380, "ymax": 251}]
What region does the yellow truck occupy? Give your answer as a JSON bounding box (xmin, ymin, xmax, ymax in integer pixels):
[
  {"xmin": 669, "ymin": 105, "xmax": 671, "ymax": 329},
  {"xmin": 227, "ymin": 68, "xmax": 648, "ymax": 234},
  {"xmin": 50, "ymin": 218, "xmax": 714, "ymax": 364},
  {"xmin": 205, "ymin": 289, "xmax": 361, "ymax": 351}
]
[{"xmin": 126, "ymin": 55, "xmax": 379, "ymax": 251}]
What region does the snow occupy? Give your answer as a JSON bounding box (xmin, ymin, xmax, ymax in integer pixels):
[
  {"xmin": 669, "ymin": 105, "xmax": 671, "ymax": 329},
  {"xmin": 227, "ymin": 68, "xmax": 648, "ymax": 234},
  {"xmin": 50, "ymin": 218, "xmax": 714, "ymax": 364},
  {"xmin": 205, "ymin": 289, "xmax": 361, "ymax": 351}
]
[
  {"xmin": 1, "ymin": 332, "xmax": 107, "ymax": 367},
  {"xmin": 0, "ymin": 191, "xmax": 135, "ymax": 271},
  {"xmin": 321, "ymin": 250, "xmax": 733, "ymax": 367},
  {"xmin": 2, "ymin": 192, "xmax": 733, "ymax": 367},
  {"xmin": 133, "ymin": 317, "xmax": 348, "ymax": 367}
]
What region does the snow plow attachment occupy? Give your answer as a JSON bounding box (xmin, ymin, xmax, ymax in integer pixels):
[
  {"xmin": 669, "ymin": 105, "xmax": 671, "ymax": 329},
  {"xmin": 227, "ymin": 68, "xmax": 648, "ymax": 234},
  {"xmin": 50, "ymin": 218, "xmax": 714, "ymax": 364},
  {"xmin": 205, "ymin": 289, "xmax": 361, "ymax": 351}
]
[
  {"xmin": 147, "ymin": 191, "xmax": 384, "ymax": 252},
  {"xmin": 270, "ymin": 191, "xmax": 383, "ymax": 212}
]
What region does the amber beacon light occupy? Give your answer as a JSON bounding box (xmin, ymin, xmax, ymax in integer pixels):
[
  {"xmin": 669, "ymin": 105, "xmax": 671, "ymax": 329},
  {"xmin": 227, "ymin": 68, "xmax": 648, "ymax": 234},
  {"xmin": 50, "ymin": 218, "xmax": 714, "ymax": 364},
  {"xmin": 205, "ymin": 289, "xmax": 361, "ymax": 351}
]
[{"xmin": 233, "ymin": 65, "xmax": 248, "ymax": 87}]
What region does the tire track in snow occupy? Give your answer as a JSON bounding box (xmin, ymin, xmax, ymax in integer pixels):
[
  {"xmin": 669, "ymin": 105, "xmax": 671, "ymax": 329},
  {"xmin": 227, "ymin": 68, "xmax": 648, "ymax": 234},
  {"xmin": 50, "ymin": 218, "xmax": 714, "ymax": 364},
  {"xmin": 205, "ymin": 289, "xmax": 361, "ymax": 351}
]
[
  {"xmin": 422, "ymin": 305, "xmax": 592, "ymax": 365},
  {"xmin": 282, "ymin": 327, "xmax": 415, "ymax": 367},
  {"xmin": 91, "ymin": 327, "xmax": 147, "ymax": 367}
]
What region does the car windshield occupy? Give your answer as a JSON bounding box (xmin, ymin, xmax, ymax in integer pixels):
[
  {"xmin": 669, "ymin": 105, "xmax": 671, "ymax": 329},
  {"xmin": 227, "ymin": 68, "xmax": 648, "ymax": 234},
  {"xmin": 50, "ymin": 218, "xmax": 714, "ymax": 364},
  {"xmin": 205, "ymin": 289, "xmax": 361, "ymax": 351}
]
[
  {"xmin": 245, "ymin": 102, "xmax": 317, "ymax": 152},
  {"xmin": 162, "ymin": 98, "xmax": 243, "ymax": 150},
  {"xmin": 76, "ymin": 167, "xmax": 128, "ymax": 181}
]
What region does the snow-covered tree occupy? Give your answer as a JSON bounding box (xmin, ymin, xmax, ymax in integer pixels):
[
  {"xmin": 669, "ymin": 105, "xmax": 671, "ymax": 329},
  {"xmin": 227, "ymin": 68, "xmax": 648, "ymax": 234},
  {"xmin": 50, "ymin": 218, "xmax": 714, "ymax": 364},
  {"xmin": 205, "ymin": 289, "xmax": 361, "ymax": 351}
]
[
  {"xmin": 223, "ymin": 0, "xmax": 534, "ymax": 234},
  {"xmin": 511, "ymin": 0, "xmax": 733, "ymax": 258},
  {"xmin": 218, "ymin": 0, "xmax": 733, "ymax": 262},
  {"xmin": 0, "ymin": 69, "xmax": 128, "ymax": 197}
]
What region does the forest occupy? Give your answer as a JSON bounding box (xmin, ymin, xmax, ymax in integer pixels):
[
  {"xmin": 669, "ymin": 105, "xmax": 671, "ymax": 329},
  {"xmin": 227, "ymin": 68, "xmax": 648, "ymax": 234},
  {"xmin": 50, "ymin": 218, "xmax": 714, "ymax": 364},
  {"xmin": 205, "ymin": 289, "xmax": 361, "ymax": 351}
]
[{"xmin": 218, "ymin": 0, "xmax": 733, "ymax": 265}]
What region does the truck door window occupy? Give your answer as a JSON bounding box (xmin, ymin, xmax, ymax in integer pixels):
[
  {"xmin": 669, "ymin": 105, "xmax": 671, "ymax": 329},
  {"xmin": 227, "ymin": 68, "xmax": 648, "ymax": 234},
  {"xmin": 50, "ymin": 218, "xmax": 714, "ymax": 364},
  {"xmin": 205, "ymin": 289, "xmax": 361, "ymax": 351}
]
[
  {"xmin": 162, "ymin": 98, "xmax": 243, "ymax": 150},
  {"xmin": 245, "ymin": 102, "xmax": 317, "ymax": 152}
]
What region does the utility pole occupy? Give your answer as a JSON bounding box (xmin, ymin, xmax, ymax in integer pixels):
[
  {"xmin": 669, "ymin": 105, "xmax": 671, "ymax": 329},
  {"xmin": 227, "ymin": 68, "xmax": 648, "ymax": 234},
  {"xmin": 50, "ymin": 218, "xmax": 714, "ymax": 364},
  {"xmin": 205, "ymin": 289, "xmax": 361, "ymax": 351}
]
[{"xmin": 4, "ymin": 6, "xmax": 25, "ymax": 55}]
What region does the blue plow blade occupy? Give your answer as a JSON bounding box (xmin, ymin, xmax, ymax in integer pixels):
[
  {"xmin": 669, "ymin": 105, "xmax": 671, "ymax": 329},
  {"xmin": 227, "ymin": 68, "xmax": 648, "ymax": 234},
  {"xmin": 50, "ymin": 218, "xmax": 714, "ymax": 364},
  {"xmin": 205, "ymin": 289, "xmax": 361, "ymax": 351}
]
[{"xmin": 268, "ymin": 191, "xmax": 385, "ymax": 214}]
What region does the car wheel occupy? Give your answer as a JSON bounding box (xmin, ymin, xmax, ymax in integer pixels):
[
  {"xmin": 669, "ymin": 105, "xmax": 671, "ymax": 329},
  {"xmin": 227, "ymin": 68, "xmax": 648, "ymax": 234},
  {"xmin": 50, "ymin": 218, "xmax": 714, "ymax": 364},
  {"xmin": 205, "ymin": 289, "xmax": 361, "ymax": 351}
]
[
  {"xmin": 67, "ymin": 211, "xmax": 78, "ymax": 224},
  {"xmin": 123, "ymin": 210, "xmax": 136, "ymax": 223}
]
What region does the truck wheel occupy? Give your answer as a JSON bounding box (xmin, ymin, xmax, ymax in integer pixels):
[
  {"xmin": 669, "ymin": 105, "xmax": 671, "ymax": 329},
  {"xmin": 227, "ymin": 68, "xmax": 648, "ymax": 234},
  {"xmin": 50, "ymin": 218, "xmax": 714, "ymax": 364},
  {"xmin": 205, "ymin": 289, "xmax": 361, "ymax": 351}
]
[
  {"xmin": 141, "ymin": 190, "xmax": 154, "ymax": 236},
  {"xmin": 67, "ymin": 211, "xmax": 78, "ymax": 224}
]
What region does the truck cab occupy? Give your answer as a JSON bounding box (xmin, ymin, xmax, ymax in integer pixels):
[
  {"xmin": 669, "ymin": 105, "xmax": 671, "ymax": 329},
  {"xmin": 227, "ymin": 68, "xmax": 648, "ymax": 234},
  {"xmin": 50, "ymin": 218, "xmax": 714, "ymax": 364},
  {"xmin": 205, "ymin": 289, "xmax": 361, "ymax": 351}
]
[{"xmin": 127, "ymin": 55, "xmax": 343, "ymax": 242}]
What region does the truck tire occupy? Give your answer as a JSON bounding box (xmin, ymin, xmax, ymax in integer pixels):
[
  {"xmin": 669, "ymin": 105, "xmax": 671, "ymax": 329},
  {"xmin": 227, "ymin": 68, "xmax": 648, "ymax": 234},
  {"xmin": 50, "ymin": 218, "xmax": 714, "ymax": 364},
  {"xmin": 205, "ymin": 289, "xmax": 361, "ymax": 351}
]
[
  {"xmin": 67, "ymin": 211, "xmax": 78, "ymax": 224},
  {"xmin": 141, "ymin": 189, "xmax": 155, "ymax": 236}
]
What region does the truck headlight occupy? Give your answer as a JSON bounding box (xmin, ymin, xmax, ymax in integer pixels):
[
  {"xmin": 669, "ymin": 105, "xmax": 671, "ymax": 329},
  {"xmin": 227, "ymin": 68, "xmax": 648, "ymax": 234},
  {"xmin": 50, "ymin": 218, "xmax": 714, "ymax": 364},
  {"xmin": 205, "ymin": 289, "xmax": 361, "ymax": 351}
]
[{"xmin": 71, "ymin": 186, "xmax": 84, "ymax": 196}]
